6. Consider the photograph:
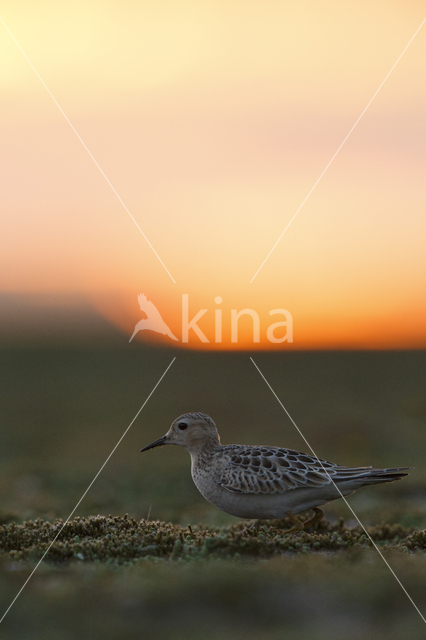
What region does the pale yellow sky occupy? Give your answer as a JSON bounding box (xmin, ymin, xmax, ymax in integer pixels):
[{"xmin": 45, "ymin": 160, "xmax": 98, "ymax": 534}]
[{"xmin": 1, "ymin": 1, "xmax": 425, "ymax": 347}]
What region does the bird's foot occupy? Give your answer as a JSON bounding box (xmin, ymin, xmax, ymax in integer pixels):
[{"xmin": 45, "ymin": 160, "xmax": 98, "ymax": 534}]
[
  {"xmin": 281, "ymin": 511, "xmax": 305, "ymax": 535},
  {"xmin": 303, "ymin": 507, "xmax": 325, "ymax": 530}
]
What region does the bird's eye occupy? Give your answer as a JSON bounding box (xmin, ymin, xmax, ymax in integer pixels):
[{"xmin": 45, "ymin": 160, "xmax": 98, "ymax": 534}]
[{"xmin": 178, "ymin": 422, "xmax": 188, "ymax": 430}]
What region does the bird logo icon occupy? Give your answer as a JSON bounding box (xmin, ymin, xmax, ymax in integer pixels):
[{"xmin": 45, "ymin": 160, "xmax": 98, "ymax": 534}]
[{"xmin": 129, "ymin": 294, "xmax": 179, "ymax": 342}]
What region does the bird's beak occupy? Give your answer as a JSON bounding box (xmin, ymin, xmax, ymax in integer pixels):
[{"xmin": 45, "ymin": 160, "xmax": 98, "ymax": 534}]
[{"xmin": 140, "ymin": 435, "xmax": 169, "ymax": 452}]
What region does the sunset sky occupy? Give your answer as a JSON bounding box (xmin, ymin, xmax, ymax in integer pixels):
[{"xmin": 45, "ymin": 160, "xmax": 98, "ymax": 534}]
[{"xmin": 1, "ymin": 1, "xmax": 425, "ymax": 349}]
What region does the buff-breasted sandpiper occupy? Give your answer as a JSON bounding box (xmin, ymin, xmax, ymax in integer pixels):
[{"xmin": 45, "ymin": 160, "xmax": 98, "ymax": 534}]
[{"xmin": 141, "ymin": 412, "xmax": 411, "ymax": 533}]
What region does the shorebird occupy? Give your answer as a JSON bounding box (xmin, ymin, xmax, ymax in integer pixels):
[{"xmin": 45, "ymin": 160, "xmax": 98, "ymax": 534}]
[
  {"xmin": 141, "ymin": 412, "xmax": 411, "ymax": 533},
  {"xmin": 129, "ymin": 294, "xmax": 178, "ymax": 342}
]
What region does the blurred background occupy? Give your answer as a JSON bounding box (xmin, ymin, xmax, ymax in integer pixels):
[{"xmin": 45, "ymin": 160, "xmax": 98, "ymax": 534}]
[
  {"xmin": 1, "ymin": 1, "xmax": 425, "ymax": 638},
  {"xmin": 1, "ymin": 342, "xmax": 426, "ymax": 526},
  {"xmin": 1, "ymin": 0, "xmax": 425, "ymax": 348}
]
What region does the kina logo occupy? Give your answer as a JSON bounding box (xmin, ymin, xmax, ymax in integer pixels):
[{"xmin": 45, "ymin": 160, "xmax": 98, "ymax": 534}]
[
  {"xmin": 129, "ymin": 294, "xmax": 178, "ymax": 342},
  {"xmin": 129, "ymin": 294, "xmax": 293, "ymax": 345}
]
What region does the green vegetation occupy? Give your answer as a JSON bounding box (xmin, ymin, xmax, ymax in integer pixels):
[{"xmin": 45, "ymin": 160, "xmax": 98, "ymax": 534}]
[
  {"xmin": 1, "ymin": 514, "xmax": 426, "ymax": 564},
  {"xmin": 1, "ymin": 514, "xmax": 426, "ymax": 640}
]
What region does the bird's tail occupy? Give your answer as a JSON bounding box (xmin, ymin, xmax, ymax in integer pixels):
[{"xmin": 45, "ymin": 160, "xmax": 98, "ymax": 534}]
[
  {"xmin": 359, "ymin": 467, "xmax": 412, "ymax": 486},
  {"xmin": 334, "ymin": 467, "xmax": 412, "ymax": 492}
]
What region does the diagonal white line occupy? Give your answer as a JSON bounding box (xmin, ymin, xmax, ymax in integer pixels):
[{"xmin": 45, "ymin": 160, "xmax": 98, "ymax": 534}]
[
  {"xmin": 0, "ymin": 357, "xmax": 176, "ymax": 625},
  {"xmin": 0, "ymin": 17, "xmax": 176, "ymax": 284},
  {"xmin": 250, "ymin": 16, "xmax": 426, "ymax": 283},
  {"xmin": 250, "ymin": 357, "xmax": 426, "ymax": 625}
]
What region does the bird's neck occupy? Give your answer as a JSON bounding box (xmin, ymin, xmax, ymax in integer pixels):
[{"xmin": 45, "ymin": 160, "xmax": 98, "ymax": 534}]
[{"xmin": 188, "ymin": 438, "xmax": 221, "ymax": 458}]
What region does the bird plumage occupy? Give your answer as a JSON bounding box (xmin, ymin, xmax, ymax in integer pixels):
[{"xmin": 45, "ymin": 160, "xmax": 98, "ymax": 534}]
[
  {"xmin": 141, "ymin": 412, "xmax": 411, "ymax": 526},
  {"xmin": 214, "ymin": 444, "xmax": 409, "ymax": 495}
]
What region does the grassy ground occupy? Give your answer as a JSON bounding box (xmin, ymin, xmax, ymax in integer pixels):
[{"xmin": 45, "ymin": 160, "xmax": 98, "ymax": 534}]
[
  {"xmin": 1, "ymin": 514, "xmax": 426, "ymax": 640},
  {"xmin": 0, "ymin": 346, "xmax": 425, "ymax": 638}
]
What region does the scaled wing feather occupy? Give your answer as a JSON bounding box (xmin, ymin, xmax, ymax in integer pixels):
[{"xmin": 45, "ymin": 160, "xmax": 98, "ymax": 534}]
[{"xmin": 218, "ymin": 446, "xmax": 335, "ymax": 495}]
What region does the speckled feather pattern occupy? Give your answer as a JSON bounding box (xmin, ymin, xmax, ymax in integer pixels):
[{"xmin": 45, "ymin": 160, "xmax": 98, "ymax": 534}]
[{"xmin": 210, "ymin": 445, "xmax": 404, "ymax": 494}]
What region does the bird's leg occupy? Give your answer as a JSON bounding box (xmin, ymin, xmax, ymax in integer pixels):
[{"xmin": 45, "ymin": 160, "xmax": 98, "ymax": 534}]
[
  {"xmin": 281, "ymin": 511, "xmax": 305, "ymax": 535},
  {"xmin": 303, "ymin": 507, "xmax": 325, "ymax": 530}
]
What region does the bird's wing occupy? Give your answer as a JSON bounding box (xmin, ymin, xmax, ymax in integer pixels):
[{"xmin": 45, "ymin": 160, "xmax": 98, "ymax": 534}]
[
  {"xmin": 217, "ymin": 446, "xmax": 373, "ymax": 495},
  {"xmin": 138, "ymin": 294, "xmax": 164, "ymax": 323}
]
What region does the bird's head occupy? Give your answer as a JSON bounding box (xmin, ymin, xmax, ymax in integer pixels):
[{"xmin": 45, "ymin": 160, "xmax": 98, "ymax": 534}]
[{"xmin": 141, "ymin": 412, "xmax": 220, "ymax": 455}]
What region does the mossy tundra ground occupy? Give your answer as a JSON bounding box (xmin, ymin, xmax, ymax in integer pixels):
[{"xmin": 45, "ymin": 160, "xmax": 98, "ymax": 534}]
[{"xmin": 1, "ymin": 511, "xmax": 426, "ymax": 640}]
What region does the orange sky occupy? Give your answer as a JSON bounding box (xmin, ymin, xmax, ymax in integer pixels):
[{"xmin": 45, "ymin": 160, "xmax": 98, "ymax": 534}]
[{"xmin": 1, "ymin": 1, "xmax": 425, "ymax": 349}]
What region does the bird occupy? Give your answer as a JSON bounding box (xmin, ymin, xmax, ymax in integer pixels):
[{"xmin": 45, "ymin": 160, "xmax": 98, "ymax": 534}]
[
  {"xmin": 141, "ymin": 412, "xmax": 411, "ymax": 534},
  {"xmin": 129, "ymin": 294, "xmax": 178, "ymax": 342}
]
